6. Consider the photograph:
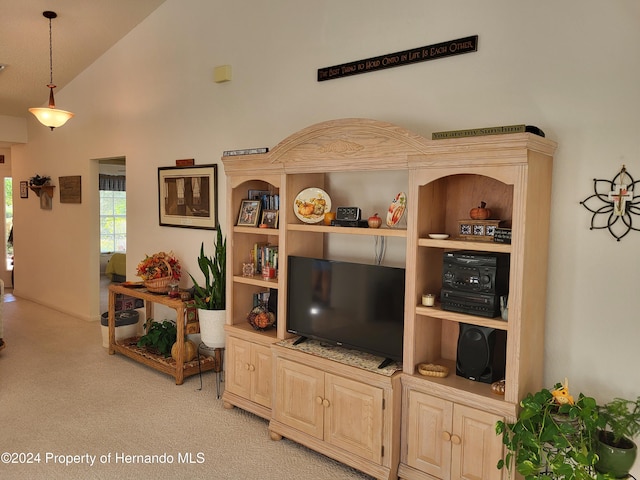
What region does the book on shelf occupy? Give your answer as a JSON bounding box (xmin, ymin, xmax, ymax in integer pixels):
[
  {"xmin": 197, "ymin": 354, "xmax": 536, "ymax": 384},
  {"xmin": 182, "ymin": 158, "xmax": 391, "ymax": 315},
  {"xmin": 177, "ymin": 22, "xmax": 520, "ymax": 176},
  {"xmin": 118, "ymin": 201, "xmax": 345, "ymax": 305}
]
[
  {"xmin": 432, "ymin": 124, "xmax": 544, "ymax": 140},
  {"xmin": 253, "ymin": 290, "xmax": 271, "ymax": 307},
  {"xmin": 251, "ymin": 243, "xmax": 279, "ymax": 275},
  {"xmin": 260, "ymin": 193, "xmax": 279, "ymax": 211}
]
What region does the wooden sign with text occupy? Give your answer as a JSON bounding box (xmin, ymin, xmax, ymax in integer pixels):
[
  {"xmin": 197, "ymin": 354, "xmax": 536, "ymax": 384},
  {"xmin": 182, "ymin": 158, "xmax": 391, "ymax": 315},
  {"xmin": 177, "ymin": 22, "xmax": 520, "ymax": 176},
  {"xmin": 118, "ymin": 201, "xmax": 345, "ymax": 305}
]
[
  {"xmin": 59, "ymin": 175, "xmax": 82, "ymax": 204},
  {"xmin": 318, "ymin": 35, "xmax": 478, "ymax": 81}
]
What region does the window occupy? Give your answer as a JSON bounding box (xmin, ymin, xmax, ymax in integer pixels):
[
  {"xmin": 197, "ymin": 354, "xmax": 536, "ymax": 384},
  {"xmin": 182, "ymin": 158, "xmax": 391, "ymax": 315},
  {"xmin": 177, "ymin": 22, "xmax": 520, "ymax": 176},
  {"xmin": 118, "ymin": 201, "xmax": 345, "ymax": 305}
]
[
  {"xmin": 5, "ymin": 178, "xmax": 12, "ymax": 270},
  {"xmin": 100, "ymin": 190, "xmax": 126, "ymax": 253}
]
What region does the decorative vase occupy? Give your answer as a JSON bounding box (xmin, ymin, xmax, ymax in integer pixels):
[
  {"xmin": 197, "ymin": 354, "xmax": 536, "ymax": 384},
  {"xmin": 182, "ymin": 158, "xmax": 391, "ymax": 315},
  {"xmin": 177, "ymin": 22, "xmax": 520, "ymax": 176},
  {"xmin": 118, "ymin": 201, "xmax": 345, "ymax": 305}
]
[{"xmin": 198, "ymin": 309, "xmax": 226, "ymax": 348}]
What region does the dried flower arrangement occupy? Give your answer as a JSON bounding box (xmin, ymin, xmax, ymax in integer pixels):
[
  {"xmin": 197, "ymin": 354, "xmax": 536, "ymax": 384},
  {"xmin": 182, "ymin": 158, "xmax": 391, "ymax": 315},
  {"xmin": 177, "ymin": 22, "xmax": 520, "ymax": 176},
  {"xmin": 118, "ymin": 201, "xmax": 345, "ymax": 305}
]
[{"xmin": 136, "ymin": 251, "xmax": 181, "ymax": 281}]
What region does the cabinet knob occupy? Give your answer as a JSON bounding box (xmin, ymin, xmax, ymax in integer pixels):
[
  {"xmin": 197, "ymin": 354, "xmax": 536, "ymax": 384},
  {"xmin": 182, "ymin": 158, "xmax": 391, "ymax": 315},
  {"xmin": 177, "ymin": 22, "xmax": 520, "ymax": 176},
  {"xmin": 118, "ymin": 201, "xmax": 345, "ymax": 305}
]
[
  {"xmin": 245, "ymin": 363, "xmax": 250, "ymax": 370},
  {"xmin": 316, "ymin": 396, "xmax": 323, "ymax": 405},
  {"xmin": 451, "ymin": 434, "xmax": 462, "ymax": 445},
  {"xmin": 322, "ymin": 398, "xmax": 330, "ymax": 408},
  {"xmin": 441, "ymin": 431, "xmax": 451, "ymax": 442},
  {"xmin": 249, "ymin": 364, "xmax": 255, "ymax": 372}
]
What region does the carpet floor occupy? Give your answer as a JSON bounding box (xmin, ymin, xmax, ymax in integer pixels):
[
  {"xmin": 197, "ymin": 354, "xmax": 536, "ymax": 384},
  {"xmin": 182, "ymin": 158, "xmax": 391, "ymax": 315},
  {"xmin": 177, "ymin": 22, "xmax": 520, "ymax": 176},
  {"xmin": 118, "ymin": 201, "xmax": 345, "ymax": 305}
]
[{"xmin": 0, "ymin": 293, "xmax": 373, "ymax": 480}]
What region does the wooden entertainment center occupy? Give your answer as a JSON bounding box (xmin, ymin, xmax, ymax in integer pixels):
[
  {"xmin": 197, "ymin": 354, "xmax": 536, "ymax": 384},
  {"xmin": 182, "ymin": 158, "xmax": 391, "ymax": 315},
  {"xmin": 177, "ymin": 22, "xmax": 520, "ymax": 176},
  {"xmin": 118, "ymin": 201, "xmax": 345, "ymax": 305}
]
[{"xmin": 221, "ymin": 118, "xmax": 556, "ymax": 480}]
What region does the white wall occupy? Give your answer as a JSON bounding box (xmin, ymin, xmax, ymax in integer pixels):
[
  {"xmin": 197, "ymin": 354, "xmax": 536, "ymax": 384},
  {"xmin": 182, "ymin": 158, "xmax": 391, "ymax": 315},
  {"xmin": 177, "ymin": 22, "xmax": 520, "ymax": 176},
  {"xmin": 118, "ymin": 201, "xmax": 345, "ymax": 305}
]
[
  {"xmin": 11, "ymin": 0, "xmax": 640, "ymax": 461},
  {"xmin": 0, "ymin": 115, "xmax": 27, "ymax": 144}
]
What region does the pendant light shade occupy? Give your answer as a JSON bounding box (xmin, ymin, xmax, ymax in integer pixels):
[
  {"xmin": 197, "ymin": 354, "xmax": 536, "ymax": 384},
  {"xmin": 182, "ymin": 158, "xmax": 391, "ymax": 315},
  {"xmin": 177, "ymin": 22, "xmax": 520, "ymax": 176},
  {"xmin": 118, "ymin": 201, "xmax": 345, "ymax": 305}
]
[{"xmin": 28, "ymin": 11, "xmax": 74, "ymax": 130}]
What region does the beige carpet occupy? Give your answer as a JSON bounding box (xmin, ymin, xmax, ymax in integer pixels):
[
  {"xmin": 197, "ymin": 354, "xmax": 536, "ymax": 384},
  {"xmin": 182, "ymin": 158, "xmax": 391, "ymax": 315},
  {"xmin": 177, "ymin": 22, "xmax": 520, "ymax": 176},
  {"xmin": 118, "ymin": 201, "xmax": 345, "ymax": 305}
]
[{"xmin": 0, "ymin": 294, "xmax": 373, "ymax": 480}]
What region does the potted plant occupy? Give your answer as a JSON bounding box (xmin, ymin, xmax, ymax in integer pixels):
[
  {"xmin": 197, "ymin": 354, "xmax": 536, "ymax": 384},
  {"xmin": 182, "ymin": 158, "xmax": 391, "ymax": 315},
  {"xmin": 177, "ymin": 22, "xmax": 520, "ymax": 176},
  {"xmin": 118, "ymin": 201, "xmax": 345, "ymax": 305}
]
[
  {"xmin": 137, "ymin": 319, "xmax": 177, "ymax": 357},
  {"xmin": 496, "ymin": 380, "xmax": 601, "ymax": 479},
  {"xmin": 29, "ymin": 174, "xmax": 51, "ymax": 187},
  {"xmin": 595, "ymin": 396, "xmax": 640, "ymax": 478},
  {"xmin": 188, "ymin": 224, "xmax": 226, "ymax": 349}
]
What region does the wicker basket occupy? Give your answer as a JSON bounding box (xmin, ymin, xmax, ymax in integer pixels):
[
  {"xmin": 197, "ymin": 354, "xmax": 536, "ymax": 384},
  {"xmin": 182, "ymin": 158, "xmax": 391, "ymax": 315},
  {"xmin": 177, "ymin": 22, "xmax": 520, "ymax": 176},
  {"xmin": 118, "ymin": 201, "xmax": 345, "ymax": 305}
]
[
  {"xmin": 143, "ymin": 259, "xmax": 173, "ymax": 293},
  {"xmin": 417, "ymin": 363, "xmax": 449, "ymax": 378},
  {"xmin": 144, "ymin": 275, "xmax": 172, "ymax": 293}
]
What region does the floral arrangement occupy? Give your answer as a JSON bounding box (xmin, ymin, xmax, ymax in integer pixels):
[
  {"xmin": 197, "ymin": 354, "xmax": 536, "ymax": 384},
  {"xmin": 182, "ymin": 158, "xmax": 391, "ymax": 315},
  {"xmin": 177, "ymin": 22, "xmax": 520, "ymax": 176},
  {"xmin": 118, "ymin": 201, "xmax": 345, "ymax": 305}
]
[
  {"xmin": 29, "ymin": 174, "xmax": 51, "ymax": 187},
  {"xmin": 136, "ymin": 251, "xmax": 181, "ymax": 281}
]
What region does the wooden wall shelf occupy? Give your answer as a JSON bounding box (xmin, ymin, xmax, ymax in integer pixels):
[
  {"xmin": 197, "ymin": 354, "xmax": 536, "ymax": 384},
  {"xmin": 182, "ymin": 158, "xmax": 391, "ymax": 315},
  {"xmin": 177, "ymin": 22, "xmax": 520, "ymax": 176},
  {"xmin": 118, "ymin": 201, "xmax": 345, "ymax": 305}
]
[{"xmin": 29, "ymin": 185, "xmax": 55, "ymax": 198}]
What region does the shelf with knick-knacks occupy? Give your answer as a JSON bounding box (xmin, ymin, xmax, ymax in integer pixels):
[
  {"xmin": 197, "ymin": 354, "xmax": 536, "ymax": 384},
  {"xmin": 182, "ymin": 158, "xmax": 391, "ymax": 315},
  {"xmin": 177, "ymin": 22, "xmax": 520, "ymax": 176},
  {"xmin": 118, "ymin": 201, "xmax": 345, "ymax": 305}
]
[{"xmin": 28, "ymin": 175, "xmax": 54, "ymax": 198}]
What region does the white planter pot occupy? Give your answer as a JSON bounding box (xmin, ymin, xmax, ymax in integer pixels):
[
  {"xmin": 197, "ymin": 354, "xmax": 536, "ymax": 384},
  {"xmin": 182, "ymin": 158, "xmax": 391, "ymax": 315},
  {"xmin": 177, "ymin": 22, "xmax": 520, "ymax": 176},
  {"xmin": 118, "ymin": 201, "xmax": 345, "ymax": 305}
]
[{"xmin": 198, "ymin": 309, "xmax": 226, "ymax": 348}]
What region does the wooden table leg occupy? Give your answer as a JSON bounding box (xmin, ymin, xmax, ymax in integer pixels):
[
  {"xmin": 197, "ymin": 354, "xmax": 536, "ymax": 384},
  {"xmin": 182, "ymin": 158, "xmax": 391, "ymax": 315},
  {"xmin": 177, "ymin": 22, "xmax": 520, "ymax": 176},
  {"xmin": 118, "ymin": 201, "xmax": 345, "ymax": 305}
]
[{"xmin": 174, "ymin": 304, "xmax": 185, "ymax": 385}]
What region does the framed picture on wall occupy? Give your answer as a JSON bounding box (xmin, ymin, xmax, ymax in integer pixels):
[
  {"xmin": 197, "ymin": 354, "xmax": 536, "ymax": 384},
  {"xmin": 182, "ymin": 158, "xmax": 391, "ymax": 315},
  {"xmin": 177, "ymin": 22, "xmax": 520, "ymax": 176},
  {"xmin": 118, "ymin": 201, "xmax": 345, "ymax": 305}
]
[
  {"xmin": 158, "ymin": 164, "xmax": 218, "ymax": 229},
  {"xmin": 19, "ymin": 181, "xmax": 28, "ymax": 199}
]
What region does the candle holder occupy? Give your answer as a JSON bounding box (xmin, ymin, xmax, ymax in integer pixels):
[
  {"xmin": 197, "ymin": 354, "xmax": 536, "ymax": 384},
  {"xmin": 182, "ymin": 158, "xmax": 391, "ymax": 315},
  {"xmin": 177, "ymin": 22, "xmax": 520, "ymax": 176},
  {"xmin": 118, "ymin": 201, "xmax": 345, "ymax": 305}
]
[{"xmin": 422, "ymin": 293, "xmax": 435, "ymax": 307}]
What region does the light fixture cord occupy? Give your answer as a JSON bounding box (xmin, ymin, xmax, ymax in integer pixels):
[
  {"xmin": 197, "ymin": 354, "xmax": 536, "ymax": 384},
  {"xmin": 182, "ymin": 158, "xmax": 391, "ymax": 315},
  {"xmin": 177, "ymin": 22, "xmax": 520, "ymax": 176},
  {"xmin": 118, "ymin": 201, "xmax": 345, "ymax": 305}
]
[
  {"xmin": 374, "ymin": 235, "xmax": 386, "ymax": 265},
  {"xmin": 48, "ymin": 16, "xmax": 53, "ymax": 85}
]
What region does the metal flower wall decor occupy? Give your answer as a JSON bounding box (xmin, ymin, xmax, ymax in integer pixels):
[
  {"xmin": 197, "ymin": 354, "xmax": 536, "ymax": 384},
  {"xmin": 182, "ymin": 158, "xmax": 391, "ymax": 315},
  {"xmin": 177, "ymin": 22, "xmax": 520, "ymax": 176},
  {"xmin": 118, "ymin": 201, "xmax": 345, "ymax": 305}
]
[{"xmin": 580, "ymin": 165, "xmax": 639, "ymax": 241}]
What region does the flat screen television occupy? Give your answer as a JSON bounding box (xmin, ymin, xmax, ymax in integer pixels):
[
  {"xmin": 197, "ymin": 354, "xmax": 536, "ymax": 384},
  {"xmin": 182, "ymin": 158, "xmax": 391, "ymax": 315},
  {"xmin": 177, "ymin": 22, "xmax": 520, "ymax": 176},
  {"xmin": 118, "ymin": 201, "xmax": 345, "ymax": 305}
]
[{"xmin": 287, "ymin": 255, "xmax": 405, "ymax": 368}]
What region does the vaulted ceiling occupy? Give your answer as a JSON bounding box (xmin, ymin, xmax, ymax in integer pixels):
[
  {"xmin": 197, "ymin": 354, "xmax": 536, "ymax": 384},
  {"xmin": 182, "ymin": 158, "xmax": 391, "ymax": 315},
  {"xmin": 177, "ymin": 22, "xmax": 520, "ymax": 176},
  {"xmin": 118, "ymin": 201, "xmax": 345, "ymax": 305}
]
[{"xmin": 0, "ymin": 0, "xmax": 166, "ymax": 119}]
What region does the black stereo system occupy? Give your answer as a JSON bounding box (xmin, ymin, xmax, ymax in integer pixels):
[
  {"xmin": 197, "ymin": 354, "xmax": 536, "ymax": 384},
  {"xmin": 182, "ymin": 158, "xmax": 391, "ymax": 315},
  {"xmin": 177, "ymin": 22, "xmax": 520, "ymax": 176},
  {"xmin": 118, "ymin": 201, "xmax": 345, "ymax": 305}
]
[
  {"xmin": 440, "ymin": 250, "xmax": 509, "ymax": 318},
  {"xmin": 440, "ymin": 250, "xmax": 509, "ymax": 383}
]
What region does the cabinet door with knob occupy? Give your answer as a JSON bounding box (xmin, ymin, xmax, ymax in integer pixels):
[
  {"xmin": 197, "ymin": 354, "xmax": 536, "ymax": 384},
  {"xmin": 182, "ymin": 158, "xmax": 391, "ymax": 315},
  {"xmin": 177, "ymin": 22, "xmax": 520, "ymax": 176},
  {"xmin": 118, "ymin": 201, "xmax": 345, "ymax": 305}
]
[
  {"xmin": 451, "ymin": 404, "xmax": 503, "ymax": 480},
  {"xmin": 402, "ymin": 388, "xmax": 503, "ymax": 480},
  {"xmin": 325, "ymin": 372, "xmax": 384, "ymax": 463},
  {"xmin": 273, "ymin": 356, "xmax": 325, "ymax": 439},
  {"xmin": 272, "ymin": 354, "xmax": 388, "ymax": 469},
  {"xmin": 224, "ymin": 334, "xmax": 274, "ymax": 417}
]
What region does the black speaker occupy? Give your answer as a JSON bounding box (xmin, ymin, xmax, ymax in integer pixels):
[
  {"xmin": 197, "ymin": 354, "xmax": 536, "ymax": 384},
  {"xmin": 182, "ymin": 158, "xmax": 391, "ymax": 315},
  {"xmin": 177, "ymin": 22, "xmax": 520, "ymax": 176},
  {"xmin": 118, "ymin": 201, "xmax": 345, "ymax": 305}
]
[{"xmin": 456, "ymin": 323, "xmax": 506, "ymax": 383}]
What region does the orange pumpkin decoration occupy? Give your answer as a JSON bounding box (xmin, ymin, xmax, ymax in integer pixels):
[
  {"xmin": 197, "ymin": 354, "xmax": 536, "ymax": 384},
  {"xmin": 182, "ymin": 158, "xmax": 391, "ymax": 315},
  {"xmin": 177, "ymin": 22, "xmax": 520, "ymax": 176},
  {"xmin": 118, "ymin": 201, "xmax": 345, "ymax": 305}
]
[
  {"xmin": 171, "ymin": 340, "xmax": 198, "ymax": 362},
  {"xmin": 470, "ymin": 201, "xmax": 491, "ymax": 220}
]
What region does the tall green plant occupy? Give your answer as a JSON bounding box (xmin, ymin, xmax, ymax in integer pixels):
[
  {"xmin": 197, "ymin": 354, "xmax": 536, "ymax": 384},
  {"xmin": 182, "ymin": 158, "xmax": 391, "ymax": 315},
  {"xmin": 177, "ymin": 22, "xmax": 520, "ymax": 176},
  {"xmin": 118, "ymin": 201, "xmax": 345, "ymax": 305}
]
[{"xmin": 189, "ymin": 224, "xmax": 226, "ymax": 310}]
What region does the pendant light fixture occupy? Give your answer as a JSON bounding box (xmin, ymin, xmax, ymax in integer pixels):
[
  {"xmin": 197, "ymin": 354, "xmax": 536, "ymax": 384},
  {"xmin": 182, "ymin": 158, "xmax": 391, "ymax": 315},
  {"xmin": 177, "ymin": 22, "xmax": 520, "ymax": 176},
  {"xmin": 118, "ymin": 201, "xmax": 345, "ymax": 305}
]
[{"xmin": 28, "ymin": 11, "xmax": 74, "ymax": 130}]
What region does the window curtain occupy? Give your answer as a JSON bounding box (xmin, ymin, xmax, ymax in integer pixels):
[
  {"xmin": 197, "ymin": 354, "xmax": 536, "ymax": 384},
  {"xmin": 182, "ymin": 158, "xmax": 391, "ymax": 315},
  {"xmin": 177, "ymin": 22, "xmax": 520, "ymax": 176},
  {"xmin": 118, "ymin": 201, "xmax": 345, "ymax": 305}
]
[{"xmin": 99, "ymin": 174, "xmax": 126, "ymax": 191}]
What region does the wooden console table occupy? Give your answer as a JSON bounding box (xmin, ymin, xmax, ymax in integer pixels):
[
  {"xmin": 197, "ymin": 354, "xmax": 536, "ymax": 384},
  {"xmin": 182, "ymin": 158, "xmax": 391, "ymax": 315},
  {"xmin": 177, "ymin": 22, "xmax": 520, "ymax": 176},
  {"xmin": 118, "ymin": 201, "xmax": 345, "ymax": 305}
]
[{"xmin": 107, "ymin": 283, "xmax": 221, "ymax": 384}]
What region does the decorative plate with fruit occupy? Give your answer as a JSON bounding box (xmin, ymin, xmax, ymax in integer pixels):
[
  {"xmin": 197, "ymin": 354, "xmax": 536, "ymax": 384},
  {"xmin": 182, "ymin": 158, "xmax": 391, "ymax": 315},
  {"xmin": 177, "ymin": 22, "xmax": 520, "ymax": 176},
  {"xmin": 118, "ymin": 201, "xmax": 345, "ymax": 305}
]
[{"xmin": 294, "ymin": 187, "xmax": 331, "ymax": 224}]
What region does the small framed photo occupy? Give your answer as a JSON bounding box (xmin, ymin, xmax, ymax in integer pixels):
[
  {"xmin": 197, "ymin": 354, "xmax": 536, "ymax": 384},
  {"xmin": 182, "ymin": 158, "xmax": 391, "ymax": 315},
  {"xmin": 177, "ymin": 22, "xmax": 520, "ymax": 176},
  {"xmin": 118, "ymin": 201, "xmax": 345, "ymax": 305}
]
[
  {"xmin": 248, "ymin": 189, "xmax": 270, "ymax": 201},
  {"xmin": 20, "ymin": 181, "xmax": 28, "ymax": 199},
  {"xmin": 261, "ymin": 209, "xmax": 279, "ymax": 228},
  {"xmin": 237, "ymin": 200, "xmax": 261, "ymax": 227}
]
